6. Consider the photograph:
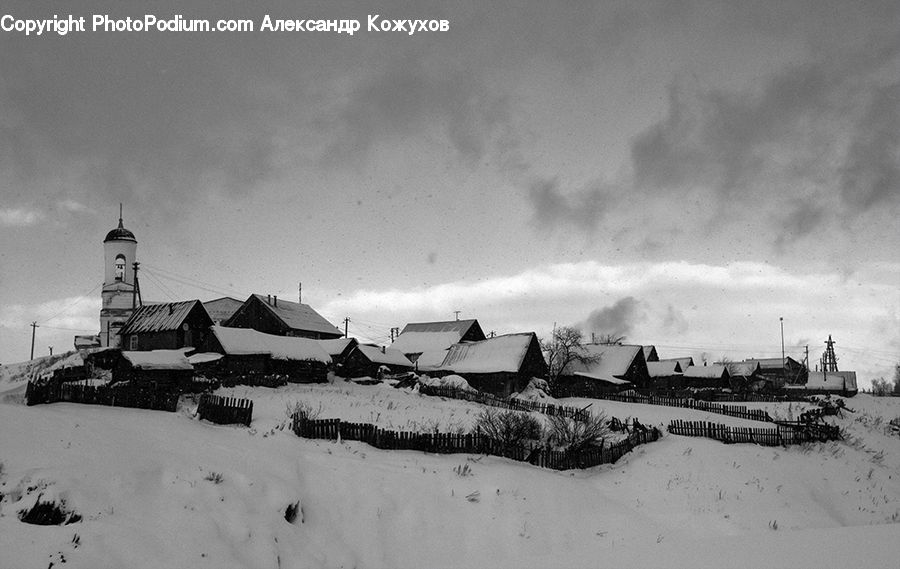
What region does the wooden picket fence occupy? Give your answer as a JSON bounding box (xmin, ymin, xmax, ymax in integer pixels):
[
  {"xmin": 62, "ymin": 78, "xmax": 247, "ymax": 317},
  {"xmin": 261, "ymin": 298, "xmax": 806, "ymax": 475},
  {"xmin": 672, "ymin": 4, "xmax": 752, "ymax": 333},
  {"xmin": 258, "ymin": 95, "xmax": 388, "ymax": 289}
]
[
  {"xmin": 26, "ymin": 380, "xmax": 178, "ymax": 412},
  {"xmin": 419, "ymin": 384, "xmax": 591, "ymax": 422},
  {"xmin": 197, "ymin": 394, "xmax": 253, "ymax": 427},
  {"xmin": 668, "ymin": 419, "xmax": 842, "ymax": 446},
  {"xmin": 576, "ymin": 391, "xmax": 774, "ymax": 423},
  {"xmin": 292, "ymin": 414, "xmax": 661, "ymax": 471}
]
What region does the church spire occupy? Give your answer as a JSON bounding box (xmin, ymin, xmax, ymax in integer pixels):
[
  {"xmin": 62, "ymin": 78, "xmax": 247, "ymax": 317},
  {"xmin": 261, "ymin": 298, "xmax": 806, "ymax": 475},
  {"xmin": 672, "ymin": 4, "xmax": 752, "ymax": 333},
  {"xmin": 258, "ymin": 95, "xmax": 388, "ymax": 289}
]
[{"xmin": 118, "ymin": 203, "xmax": 124, "ymax": 228}]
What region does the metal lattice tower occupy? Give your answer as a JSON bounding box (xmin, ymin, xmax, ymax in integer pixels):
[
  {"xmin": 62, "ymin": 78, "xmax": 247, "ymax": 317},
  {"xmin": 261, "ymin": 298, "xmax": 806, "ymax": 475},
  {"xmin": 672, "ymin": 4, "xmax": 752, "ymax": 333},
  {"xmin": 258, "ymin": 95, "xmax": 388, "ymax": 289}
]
[{"xmin": 820, "ymin": 335, "xmax": 839, "ymax": 372}]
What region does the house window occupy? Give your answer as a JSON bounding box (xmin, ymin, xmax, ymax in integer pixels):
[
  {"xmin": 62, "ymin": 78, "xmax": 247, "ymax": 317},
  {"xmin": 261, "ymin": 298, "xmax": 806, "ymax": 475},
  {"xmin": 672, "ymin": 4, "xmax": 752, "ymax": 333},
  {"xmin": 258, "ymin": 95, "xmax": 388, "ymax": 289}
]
[
  {"xmin": 115, "ymin": 255, "xmax": 126, "ymax": 281},
  {"xmin": 129, "ymin": 335, "xmax": 138, "ymax": 350}
]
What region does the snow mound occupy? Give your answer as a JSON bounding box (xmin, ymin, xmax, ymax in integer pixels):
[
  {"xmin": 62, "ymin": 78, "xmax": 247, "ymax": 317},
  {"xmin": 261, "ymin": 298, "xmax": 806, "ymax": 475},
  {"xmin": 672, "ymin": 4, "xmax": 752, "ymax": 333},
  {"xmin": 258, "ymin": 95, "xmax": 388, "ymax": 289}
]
[
  {"xmin": 511, "ymin": 377, "xmax": 555, "ymax": 402},
  {"xmin": 419, "ymin": 374, "xmax": 476, "ymax": 392}
]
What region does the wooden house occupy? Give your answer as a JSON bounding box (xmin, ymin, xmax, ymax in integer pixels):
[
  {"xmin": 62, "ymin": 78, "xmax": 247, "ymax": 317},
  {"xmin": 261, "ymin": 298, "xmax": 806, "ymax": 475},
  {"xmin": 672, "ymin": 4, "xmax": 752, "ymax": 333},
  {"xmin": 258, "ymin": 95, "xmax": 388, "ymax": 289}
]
[
  {"xmin": 741, "ymin": 357, "xmax": 807, "ymax": 385},
  {"xmin": 647, "ymin": 360, "xmax": 683, "ymax": 389},
  {"xmin": 224, "ymin": 294, "xmax": 343, "ymax": 340},
  {"xmin": 317, "ymin": 337, "xmax": 359, "ymax": 369},
  {"xmin": 119, "ymin": 300, "xmax": 214, "ymax": 352},
  {"xmin": 660, "ymin": 357, "xmax": 694, "ymax": 371},
  {"xmin": 201, "ymin": 325, "xmax": 331, "ymax": 382},
  {"xmin": 556, "ymin": 344, "xmax": 648, "ymax": 396},
  {"xmin": 390, "ymin": 319, "xmax": 485, "ymax": 361},
  {"xmin": 342, "ymin": 345, "xmax": 413, "ymax": 378},
  {"xmin": 113, "ymin": 350, "xmax": 194, "ymax": 390},
  {"xmin": 202, "ymin": 297, "xmax": 244, "ymax": 324},
  {"xmin": 682, "ymin": 364, "xmax": 730, "ymax": 388},
  {"xmin": 436, "ymin": 332, "xmax": 548, "ymax": 397}
]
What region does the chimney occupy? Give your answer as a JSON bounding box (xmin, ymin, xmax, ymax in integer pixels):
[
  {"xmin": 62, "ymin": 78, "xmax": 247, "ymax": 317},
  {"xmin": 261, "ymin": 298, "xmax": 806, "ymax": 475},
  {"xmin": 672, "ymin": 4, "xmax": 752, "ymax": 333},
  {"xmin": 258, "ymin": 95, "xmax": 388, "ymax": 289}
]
[
  {"xmin": 274, "ymin": 295, "xmax": 278, "ymax": 307},
  {"xmin": 267, "ymin": 294, "xmax": 271, "ymax": 305},
  {"xmin": 381, "ymin": 346, "xmax": 386, "ymax": 354}
]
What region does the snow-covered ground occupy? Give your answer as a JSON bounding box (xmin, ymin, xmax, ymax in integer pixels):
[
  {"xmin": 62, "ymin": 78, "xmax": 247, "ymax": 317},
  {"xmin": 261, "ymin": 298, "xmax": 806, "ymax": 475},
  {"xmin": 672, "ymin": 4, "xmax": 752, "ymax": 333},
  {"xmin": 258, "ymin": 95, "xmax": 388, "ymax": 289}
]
[{"xmin": 2, "ymin": 370, "xmax": 900, "ymax": 568}]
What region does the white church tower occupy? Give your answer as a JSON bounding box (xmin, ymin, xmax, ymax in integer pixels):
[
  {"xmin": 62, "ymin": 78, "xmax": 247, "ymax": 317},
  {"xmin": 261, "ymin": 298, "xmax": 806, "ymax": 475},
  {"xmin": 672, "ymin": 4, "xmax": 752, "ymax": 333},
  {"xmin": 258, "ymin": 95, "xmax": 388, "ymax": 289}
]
[{"xmin": 99, "ymin": 205, "xmax": 139, "ymax": 348}]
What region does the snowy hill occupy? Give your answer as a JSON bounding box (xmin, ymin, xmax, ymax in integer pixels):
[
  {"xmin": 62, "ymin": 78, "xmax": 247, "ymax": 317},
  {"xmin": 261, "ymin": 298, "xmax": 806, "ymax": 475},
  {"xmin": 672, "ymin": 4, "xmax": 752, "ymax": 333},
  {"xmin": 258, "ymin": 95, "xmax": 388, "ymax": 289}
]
[{"xmin": 2, "ymin": 374, "xmax": 900, "ymax": 568}]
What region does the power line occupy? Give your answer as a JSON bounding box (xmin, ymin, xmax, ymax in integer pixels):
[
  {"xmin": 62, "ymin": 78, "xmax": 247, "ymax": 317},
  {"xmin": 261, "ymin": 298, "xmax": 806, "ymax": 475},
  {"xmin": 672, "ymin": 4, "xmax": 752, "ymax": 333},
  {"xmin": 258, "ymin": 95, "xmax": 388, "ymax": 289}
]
[
  {"xmin": 39, "ymin": 282, "xmax": 103, "ymax": 324},
  {"xmin": 140, "ymin": 268, "xmax": 179, "ymax": 301}
]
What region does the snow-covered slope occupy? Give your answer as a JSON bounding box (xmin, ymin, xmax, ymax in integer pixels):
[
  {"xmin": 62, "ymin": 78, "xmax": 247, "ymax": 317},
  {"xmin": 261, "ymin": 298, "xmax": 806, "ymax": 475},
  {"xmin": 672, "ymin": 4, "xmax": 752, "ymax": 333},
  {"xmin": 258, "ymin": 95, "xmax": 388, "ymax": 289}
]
[{"xmin": 2, "ymin": 376, "xmax": 900, "ymax": 568}]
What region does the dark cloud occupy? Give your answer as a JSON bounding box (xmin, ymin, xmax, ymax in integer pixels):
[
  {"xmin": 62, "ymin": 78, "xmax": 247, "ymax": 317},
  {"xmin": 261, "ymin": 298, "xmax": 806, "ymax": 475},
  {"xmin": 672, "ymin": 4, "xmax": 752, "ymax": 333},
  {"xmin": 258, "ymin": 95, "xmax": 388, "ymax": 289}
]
[
  {"xmin": 582, "ymin": 297, "xmax": 642, "ymax": 340},
  {"xmin": 840, "ymin": 83, "xmax": 900, "ymax": 213},
  {"xmin": 527, "ymin": 177, "xmax": 618, "ymax": 233},
  {"xmin": 319, "ymin": 60, "xmax": 511, "ymax": 166}
]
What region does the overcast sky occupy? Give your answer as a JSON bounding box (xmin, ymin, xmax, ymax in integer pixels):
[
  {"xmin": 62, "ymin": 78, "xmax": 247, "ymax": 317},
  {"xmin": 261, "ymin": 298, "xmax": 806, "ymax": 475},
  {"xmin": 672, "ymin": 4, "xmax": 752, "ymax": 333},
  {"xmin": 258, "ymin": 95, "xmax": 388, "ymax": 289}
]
[{"xmin": 1, "ymin": 1, "xmax": 899, "ymax": 387}]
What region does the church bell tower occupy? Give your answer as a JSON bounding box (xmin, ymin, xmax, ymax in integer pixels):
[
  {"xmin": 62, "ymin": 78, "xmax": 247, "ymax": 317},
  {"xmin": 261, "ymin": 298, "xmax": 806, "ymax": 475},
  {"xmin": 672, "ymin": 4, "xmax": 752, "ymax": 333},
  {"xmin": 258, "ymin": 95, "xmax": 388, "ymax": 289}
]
[{"xmin": 99, "ymin": 205, "xmax": 138, "ymax": 348}]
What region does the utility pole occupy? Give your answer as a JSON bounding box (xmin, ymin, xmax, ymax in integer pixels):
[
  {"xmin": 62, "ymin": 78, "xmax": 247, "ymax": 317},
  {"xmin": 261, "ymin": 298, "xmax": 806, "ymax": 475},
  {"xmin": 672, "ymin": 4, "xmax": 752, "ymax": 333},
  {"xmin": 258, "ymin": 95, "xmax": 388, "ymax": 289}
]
[
  {"xmin": 132, "ymin": 262, "xmax": 142, "ymax": 309},
  {"xmin": 453, "ymin": 310, "xmax": 461, "ymax": 321},
  {"xmin": 343, "ymin": 317, "xmax": 350, "ymax": 338},
  {"xmin": 298, "ymin": 282, "xmax": 302, "ymax": 304},
  {"xmin": 30, "ymin": 321, "xmax": 39, "ymax": 360},
  {"xmin": 779, "ymin": 317, "xmax": 785, "ymax": 376}
]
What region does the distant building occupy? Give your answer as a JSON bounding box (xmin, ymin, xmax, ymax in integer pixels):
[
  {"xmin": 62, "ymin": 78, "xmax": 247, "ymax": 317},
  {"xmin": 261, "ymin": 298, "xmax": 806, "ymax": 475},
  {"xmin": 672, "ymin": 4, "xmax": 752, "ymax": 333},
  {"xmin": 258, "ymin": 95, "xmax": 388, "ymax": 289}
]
[
  {"xmin": 343, "ymin": 345, "xmax": 413, "ymax": 378},
  {"xmin": 203, "ymin": 297, "xmax": 244, "ymax": 325},
  {"xmin": 224, "ymin": 294, "xmax": 343, "ymax": 340},
  {"xmin": 390, "ymin": 319, "xmax": 486, "ymax": 361},
  {"xmin": 119, "ymin": 300, "xmax": 214, "ymax": 352},
  {"xmin": 682, "ymin": 364, "xmax": 730, "ymax": 388}
]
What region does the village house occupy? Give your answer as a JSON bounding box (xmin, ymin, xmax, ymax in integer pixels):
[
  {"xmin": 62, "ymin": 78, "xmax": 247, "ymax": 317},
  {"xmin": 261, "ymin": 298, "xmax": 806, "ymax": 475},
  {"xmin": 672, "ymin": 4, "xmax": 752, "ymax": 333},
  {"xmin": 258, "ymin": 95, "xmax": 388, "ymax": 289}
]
[
  {"xmin": 682, "ymin": 364, "xmax": 730, "ymax": 388},
  {"xmin": 317, "ymin": 337, "xmax": 359, "ymax": 369},
  {"xmin": 202, "ymin": 297, "xmax": 244, "ymax": 325},
  {"xmin": 342, "ymin": 345, "xmax": 414, "ymax": 378},
  {"xmin": 556, "ymin": 343, "xmax": 648, "ymax": 396},
  {"xmin": 741, "ymin": 357, "xmax": 807, "ymax": 385},
  {"xmin": 224, "ymin": 294, "xmax": 343, "ymax": 340},
  {"xmin": 201, "ymin": 325, "xmax": 331, "ymax": 382},
  {"xmin": 118, "ymin": 300, "xmax": 214, "ymax": 352},
  {"xmin": 646, "ymin": 360, "xmax": 683, "ymax": 390},
  {"xmin": 113, "ymin": 350, "xmax": 195, "ymax": 390},
  {"xmin": 390, "ymin": 319, "xmax": 486, "ymax": 362},
  {"xmin": 434, "ymin": 332, "xmax": 547, "ymax": 397}
]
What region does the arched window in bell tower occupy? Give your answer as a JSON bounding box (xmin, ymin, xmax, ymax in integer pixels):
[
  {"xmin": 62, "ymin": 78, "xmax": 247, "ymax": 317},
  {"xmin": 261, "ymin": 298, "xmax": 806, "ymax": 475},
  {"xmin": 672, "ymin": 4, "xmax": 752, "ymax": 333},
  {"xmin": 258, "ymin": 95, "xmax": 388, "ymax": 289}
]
[{"xmin": 115, "ymin": 255, "xmax": 126, "ymax": 281}]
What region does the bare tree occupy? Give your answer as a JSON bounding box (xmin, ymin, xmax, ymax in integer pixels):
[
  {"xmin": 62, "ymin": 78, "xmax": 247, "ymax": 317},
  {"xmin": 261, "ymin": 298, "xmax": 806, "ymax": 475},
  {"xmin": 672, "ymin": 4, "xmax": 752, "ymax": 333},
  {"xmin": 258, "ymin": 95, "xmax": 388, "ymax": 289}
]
[
  {"xmin": 541, "ymin": 326, "xmax": 599, "ymax": 387},
  {"xmin": 546, "ymin": 412, "xmax": 610, "ymax": 453}
]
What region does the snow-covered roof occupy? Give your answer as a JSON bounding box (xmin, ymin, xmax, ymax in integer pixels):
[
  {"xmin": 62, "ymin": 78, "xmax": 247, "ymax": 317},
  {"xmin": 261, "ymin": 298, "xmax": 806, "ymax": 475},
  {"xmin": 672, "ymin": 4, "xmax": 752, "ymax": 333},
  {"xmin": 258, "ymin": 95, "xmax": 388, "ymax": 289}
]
[
  {"xmin": 642, "ymin": 345, "xmax": 658, "ymax": 362},
  {"xmin": 647, "ymin": 360, "xmax": 681, "ymax": 378},
  {"xmin": 660, "ymin": 357, "xmax": 694, "ymax": 370},
  {"xmin": 573, "ymin": 372, "xmax": 631, "ymax": 385},
  {"xmin": 317, "ymin": 337, "xmax": 358, "ymax": 357},
  {"xmin": 390, "ymin": 319, "xmax": 482, "ymax": 354},
  {"xmin": 248, "ymin": 294, "xmax": 342, "ymax": 337},
  {"xmin": 723, "ymin": 361, "xmax": 760, "ymax": 377},
  {"xmin": 119, "ymin": 300, "xmax": 210, "ymax": 335},
  {"xmin": 683, "ymin": 364, "xmax": 728, "ymax": 379},
  {"xmin": 354, "ymin": 345, "xmax": 413, "ymax": 367},
  {"xmin": 413, "ymin": 350, "xmax": 450, "ymax": 371},
  {"xmin": 187, "ymin": 352, "xmax": 224, "ymax": 364},
  {"xmin": 806, "ymin": 371, "xmax": 857, "ymax": 391},
  {"xmin": 741, "ymin": 357, "xmax": 801, "ymax": 371},
  {"xmin": 211, "ymin": 325, "xmax": 331, "ymax": 363},
  {"xmin": 122, "ymin": 350, "xmax": 194, "ymax": 370},
  {"xmin": 566, "ymin": 344, "xmax": 641, "ymax": 382},
  {"xmin": 440, "ymin": 333, "xmax": 535, "ymax": 374}
]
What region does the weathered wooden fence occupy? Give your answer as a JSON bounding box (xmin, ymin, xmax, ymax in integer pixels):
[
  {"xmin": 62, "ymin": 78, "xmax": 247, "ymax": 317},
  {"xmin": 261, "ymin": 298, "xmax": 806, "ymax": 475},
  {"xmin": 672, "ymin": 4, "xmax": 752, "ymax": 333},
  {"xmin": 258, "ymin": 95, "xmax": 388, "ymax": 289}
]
[
  {"xmin": 197, "ymin": 394, "xmax": 253, "ymax": 427},
  {"xmin": 292, "ymin": 415, "xmax": 661, "ymax": 471},
  {"xmin": 26, "ymin": 380, "xmax": 178, "ymax": 412},
  {"xmin": 668, "ymin": 419, "xmax": 842, "ymax": 446},
  {"xmin": 570, "ymin": 391, "xmax": 774, "ymax": 423},
  {"xmin": 419, "ymin": 384, "xmax": 591, "ymax": 422}
]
